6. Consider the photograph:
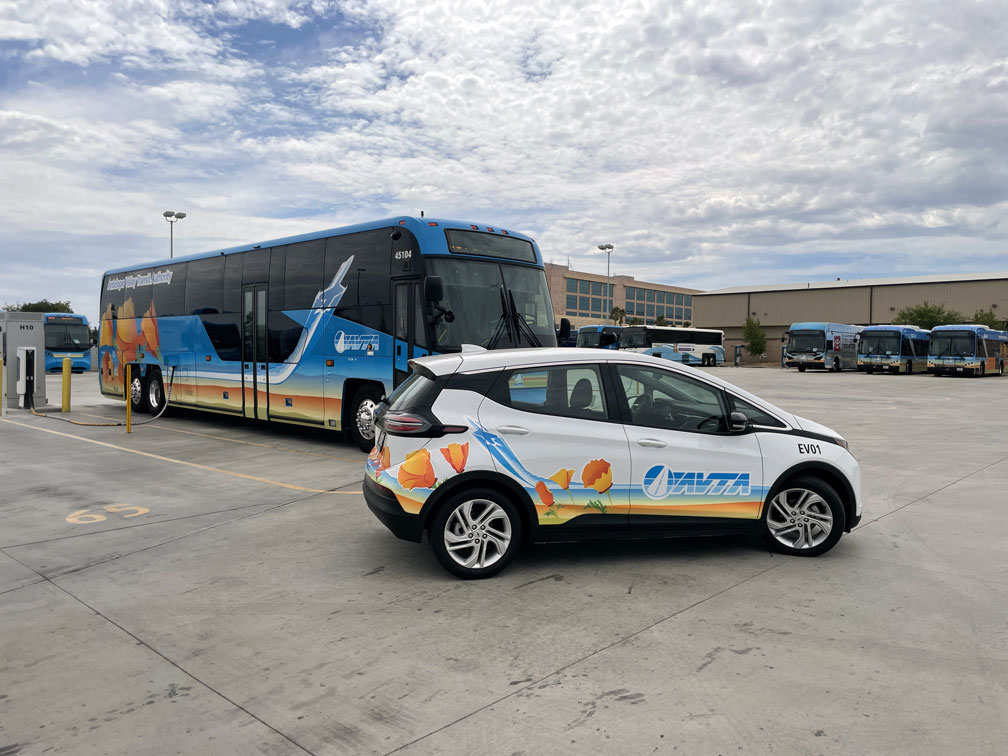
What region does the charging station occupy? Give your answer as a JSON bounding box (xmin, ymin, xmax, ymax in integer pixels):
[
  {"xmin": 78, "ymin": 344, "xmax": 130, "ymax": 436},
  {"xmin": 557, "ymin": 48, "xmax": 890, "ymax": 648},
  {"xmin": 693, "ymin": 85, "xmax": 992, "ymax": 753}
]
[{"xmin": 0, "ymin": 312, "xmax": 47, "ymax": 409}]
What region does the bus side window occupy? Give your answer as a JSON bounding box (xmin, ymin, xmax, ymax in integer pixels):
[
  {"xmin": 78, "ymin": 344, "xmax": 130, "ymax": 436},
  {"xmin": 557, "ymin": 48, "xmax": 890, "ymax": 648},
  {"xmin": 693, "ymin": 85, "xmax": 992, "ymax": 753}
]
[
  {"xmin": 153, "ymin": 263, "xmax": 186, "ymax": 317},
  {"xmin": 285, "ymin": 239, "xmax": 325, "ymax": 310},
  {"xmin": 186, "ymin": 257, "xmax": 224, "ymax": 315}
]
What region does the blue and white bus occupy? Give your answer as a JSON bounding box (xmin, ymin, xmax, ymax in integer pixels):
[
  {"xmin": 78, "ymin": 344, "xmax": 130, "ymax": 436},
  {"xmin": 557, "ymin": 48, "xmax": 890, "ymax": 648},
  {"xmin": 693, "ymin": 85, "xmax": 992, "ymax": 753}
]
[
  {"xmin": 99, "ymin": 217, "xmax": 563, "ymax": 449},
  {"xmin": 576, "ymin": 324, "xmax": 621, "ymax": 349},
  {"xmin": 785, "ymin": 322, "xmax": 861, "ymax": 372},
  {"xmin": 857, "ymin": 325, "xmax": 930, "ymax": 374},
  {"xmin": 621, "ymin": 325, "xmax": 725, "ymax": 366},
  {"xmin": 928, "ymin": 324, "xmax": 1008, "ymax": 377},
  {"xmin": 44, "ymin": 313, "xmax": 92, "ymax": 373}
]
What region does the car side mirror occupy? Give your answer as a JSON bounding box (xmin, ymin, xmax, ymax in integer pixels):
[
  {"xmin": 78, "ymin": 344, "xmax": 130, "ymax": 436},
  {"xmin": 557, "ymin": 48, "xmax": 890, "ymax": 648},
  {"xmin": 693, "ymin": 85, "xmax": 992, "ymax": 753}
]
[
  {"xmin": 559, "ymin": 318, "xmax": 571, "ymax": 340},
  {"xmin": 424, "ymin": 275, "xmax": 444, "ymax": 304},
  {"xmin": 729, "ymin": 411, "xmax": 749, "ymax": 432}
]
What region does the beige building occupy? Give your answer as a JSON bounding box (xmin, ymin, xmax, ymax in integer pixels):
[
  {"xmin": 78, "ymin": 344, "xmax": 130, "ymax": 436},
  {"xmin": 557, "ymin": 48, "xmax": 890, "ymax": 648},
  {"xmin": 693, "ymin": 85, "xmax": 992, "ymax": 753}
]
[
  {"xmin": 545, "ymin": 262, "xmax": 701, "ymax": 330},
  {"xmin": 693, "ymin": 271, "xmax": 1008, "ymax": 355}
]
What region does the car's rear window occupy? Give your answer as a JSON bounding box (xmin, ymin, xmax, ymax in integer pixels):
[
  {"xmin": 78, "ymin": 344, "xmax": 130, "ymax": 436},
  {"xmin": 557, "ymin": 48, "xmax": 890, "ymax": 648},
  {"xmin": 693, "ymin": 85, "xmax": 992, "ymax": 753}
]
[{"xmin": 387, "ymin": 372, "xmax": 439, "ymax": 410}]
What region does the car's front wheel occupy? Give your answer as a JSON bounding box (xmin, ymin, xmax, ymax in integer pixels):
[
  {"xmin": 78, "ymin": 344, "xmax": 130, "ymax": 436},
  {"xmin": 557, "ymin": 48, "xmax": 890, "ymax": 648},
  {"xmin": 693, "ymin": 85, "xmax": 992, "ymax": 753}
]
[
  {"xmin": 761, "ymin": 476, "xmax": 846, "ymax": 557},
  {"xmin": 430, "ymin": 488, "xmax": 523, "ymax": 579}
]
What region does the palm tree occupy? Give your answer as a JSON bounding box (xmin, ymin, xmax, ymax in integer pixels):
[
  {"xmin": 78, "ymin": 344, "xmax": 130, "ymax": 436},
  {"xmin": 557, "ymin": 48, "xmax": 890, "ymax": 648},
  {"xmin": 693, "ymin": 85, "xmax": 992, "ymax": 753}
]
[{"xmin": 609, "ymin": 306, "xmax": 626, "ymax": 325}]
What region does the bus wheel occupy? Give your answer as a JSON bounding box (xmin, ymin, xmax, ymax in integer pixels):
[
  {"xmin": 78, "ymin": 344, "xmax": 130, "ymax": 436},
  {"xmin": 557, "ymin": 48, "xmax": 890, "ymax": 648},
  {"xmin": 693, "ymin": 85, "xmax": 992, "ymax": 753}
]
[
  {"xmin": 832, "ymin": 358, "xmax": 840, "ymax": 372},
  {"xmin": 865, "ymin": 367, "xmax": 873, "ymax": 374},
  {"xmin": 980, "ymin": 364, "xmax": 986, "ymax": 378},
  {"xmin": 797, "ymin": 366, "xmax": 806, "ymax": 373},
  {"xmin": 906, "ymin": 361, "xmax": 913, "ymax": 374},
  {"xmin": 1000, "ymin": 362, "xmax": 1004, "ymax": 376},
  {"xmin": 146, "ymin": 370, "xmax": 166, "ymax": 415},
  {"xmin": 129, "ymin": 368, "xmax": 149, "ymax": 414},
  {"xmin": 350, "ymin": 386, "xmax": 383, "ymax": 452},
  {"xmin": 933, "ymin": 369, "xmax": 943, "ymax": 377}
]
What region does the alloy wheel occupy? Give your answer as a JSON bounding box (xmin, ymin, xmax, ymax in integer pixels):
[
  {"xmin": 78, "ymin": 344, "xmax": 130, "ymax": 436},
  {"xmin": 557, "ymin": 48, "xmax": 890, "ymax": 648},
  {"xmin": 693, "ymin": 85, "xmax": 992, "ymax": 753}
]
[
  {"xmin": 356, "ymin": 398, "xmax": 377, "ymax": 440},
  {"xmin": 766, "ymin": 488, "xmax": 833, "ymax": 549},
  {"xmin": 443, "ymin": 499, "xmax": 512, "ymax": 569}
]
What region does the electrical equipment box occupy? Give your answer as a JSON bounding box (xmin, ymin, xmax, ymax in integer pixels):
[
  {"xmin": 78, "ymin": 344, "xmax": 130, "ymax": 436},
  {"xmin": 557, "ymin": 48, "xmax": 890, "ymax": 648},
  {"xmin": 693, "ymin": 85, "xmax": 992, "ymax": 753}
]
[{"xmin": 0, "ymin": 312, "xmax": 47, "ymax": 408}]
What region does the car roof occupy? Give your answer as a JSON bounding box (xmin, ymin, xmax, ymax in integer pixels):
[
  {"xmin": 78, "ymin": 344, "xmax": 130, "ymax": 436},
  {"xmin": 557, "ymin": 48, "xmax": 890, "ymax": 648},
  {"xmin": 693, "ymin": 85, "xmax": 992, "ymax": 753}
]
[{"xmin": 412, "ymin": 347, "xmax": 795, "ymax": 427}]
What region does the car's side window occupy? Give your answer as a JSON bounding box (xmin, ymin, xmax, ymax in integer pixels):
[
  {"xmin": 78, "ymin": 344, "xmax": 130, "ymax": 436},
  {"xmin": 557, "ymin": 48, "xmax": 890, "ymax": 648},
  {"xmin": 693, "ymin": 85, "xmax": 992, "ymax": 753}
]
[
  {"xmin": 616, "ymin": 364, "xmax": 726, "ymax": 433},
  {"xmin": 729, "ymin": 394, "xmax": 786, "ymax": 428},
  {"xmin": 504, "ymin": 365, "xmax": 607, "ymax": 421}
]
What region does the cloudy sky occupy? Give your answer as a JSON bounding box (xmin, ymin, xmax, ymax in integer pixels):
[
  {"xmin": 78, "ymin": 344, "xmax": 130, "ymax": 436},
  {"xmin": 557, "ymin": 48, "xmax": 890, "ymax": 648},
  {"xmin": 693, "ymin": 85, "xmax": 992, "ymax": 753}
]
[{"xmin": 2, "ymin": 0, "xmax": 1006, "ymax": 321}]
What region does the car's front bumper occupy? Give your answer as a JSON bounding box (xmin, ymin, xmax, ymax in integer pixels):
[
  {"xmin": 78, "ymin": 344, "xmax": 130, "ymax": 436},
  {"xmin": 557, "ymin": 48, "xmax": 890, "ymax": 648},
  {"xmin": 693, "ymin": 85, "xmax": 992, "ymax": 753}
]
[{"xmin": 363, "ymin": 475, "xmax": 424, "ymax": 543}]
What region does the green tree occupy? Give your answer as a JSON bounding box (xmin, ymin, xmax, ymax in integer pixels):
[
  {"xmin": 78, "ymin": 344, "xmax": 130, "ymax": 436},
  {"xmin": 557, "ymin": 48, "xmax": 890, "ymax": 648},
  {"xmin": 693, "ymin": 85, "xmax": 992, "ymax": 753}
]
[
  {"xmin": 626, "ymin": 317, "xmax": 643, "ymax": 325},
  {"xmin": 893, "ymin": 301, "xmax": 962, "ymax": 330},
  {"xmin": 3, "ymin": 299, "xmax": 73, "ymax": 313},
  {"xmin": 742, "ymin": 316, "xmax": 767, "ymax": 358},
  {"xmin": 654, "ymin": 314, "xmax": 668, "ymax": 326},
  {"xmin": 970, "ymin": 309, "xmax": 1006, "ymax": 330},
  {"xmin": 609, "ymin": 306, "xmax": 626, "ymax": 325},
  {"xmin": 683, "ymin": 321, "xmax": 691, "ymax": 327}
]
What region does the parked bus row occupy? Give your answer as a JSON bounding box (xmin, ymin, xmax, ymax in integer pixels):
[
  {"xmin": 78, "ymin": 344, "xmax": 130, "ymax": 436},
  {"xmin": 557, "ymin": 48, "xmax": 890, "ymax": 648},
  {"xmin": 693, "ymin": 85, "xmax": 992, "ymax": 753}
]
[
  {"xmin": 574, "ymin": 324, "xmax": 726, "ymax": 366},
  {"xmin": 784, "ymin": 322, "xmax": 1007, "ymax": 377}
]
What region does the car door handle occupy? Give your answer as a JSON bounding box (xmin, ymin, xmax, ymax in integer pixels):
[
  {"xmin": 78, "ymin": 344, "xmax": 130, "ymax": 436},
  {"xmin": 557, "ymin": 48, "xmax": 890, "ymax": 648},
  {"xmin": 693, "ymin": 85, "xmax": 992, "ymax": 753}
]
[
  {"xmin": 637, "ymin": 438, "xmax": 667, "ymax": 448},
  {"xmin": 497, "ymin": 425, "xmax": 530, "ymax": 435}
]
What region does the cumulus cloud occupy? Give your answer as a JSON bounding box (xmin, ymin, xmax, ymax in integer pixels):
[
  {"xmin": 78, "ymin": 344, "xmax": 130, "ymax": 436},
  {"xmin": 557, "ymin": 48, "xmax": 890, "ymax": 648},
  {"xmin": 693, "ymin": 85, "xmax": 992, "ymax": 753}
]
[{"xmin": 1, "ymin": 0, "xmax": 1007, "ymax": 320}]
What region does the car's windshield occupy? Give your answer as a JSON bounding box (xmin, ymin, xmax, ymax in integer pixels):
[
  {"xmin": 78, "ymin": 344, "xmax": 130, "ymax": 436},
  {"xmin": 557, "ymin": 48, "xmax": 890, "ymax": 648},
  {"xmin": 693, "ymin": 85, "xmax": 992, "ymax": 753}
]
[
  {"xmin": 45, "ymin": 324, "xmax": 90, "ymax": 351},
  {"xmin": 929, "ymin": 331, "xmax": 976, "ymax": 357},
  {"xmin": 425, "ymin": 259, "xmax": 556, "ymax": 350},
  {"xmin": 788, "ymin": 330, "xmax": 824, "ymax": 352},
  {"xmin": 860, "ymin": 332, "xmax": 900, "ymax": 355}
]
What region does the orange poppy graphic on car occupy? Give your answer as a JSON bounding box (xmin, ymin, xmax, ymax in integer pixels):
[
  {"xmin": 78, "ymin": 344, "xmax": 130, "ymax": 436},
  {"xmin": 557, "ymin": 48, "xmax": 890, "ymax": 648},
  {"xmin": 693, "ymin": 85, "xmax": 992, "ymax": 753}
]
[
  {"xmin": 398, "ymin": 448, "xmax": 436, "ymax": 490},
  {"xmin": 549, "ymin": 468, "xmax": 576, "ymax": 507},
  {"xmin": 377, "ymin": 446, "xmax": 390, "ymax": 473},
  {"xmin": 440, "ymin": 442, "xmax": 469, "ymax": 474},
  {"xmin": 581, "ymin": 459, "xmax": 612, "ymax": 494},
  {"xmin": 535, "ymin": 481, "xmax": 554, "ymax": 507}
]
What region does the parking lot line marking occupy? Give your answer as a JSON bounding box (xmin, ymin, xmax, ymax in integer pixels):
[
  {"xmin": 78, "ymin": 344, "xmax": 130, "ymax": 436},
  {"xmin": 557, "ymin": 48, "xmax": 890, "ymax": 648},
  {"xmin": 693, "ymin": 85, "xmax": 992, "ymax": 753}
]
[
  {"xmin": 74, "ymin": 410, "xmax": 360, "ymax": 462},
  {"xmin": 0, "ymin": 417, "xmax": 362, "ymax": 496}
]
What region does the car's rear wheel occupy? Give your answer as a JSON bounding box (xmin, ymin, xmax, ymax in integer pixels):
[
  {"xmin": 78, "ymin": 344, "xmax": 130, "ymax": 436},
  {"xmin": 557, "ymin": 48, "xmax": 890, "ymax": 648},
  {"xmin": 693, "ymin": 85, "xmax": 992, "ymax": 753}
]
[
  {"xmin": 430, "ymin": 488, "xmax": 523, "ymax": 579},
  {"xmin": 761, "ymin": 476, "xmax": 845, "ymax": 557}
]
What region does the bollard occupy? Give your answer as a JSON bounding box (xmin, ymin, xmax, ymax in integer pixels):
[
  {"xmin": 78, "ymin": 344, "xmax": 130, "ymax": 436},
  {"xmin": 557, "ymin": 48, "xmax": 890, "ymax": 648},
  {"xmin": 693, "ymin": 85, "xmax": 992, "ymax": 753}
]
[
  {"xmin": 0, "ymin": 356, "xmax": 5, "ymax": 416},
  {"xmin": 125, "ymin": 364, "xmax": 132, "ymax": 433},
  {"xmin": 62, "ymin": 357, "xmax": 72, "ymax": 413}
]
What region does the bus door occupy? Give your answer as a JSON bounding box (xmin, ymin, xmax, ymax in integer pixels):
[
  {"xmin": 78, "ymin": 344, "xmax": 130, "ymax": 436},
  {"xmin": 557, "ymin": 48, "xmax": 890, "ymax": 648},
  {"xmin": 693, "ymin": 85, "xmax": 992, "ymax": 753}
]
[
  {"xmin": 392, "ymin": 279, "xmax": 429, "ymax": 387},
  {"xmin": 242, "ymin": 284, "xmax": 269, "ymax": 420}
]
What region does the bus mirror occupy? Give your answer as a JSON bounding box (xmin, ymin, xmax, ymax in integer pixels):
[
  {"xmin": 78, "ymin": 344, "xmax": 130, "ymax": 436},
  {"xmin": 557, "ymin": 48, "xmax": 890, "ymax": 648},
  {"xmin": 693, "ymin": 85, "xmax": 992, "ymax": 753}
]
[
  {"xmin": 425, "ymin": 276, "xmax": 444, "ymax": 304},
  {"xmin": 559, "ymin": 318, "xmax": 571, "ymax": 340}
]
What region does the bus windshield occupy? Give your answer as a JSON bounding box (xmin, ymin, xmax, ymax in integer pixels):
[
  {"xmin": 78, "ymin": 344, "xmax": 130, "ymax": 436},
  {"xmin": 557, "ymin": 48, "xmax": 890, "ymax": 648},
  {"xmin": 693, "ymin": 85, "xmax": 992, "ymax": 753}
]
[
  {"xmin": 788, "ymin": 330, "xmax": 824, "ymax": 352},
  {"xmin": 577, "ymin": 331, "xmax": 602, "ymax": 348},
  {"xmin": 860, "ymin": 331, "xmax": 900, "ymax": 355},
  {"xmin": 45, "ymin": 324, "xmax": 91, "ymax": 351},
  {"xmin": 426, "ymin": 258, "xmax": 556, "ymax": 350},
  {"xmin": 621, "ymin": 328, "xmax": 647, "ymax": 349},
  {"xmin": 929, "ymin": 331, "xmax": 976, "ymax": 357}
]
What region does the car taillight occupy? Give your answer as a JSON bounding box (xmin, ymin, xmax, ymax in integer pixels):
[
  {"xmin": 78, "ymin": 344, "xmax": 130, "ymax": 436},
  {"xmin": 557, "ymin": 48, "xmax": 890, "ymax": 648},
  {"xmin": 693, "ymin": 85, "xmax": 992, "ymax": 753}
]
[
  {"xmin": 380, "ymin": 410, "xmax": 468, "ymax": 437},
  {"xmin": 382, "ymin": 412, "xmax": 430, "ymax": 434}
]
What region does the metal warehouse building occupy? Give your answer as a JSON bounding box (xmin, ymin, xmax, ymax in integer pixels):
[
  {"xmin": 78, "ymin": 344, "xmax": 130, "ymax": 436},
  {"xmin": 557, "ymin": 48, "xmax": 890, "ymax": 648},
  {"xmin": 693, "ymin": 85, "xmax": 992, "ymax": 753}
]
[{"xmin": 693, "ymin": 271, "xmax": 1008, "ymax": 355}]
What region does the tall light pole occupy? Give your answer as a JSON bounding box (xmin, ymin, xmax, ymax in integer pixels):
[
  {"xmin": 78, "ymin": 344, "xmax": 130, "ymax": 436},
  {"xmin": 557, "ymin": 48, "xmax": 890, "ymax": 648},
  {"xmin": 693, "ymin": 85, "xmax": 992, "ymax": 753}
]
[
  {"xmin": 163, "ymin": 210, "xmax": 186, "ymax": 258},
  {"xmin": 598, "ymin": 243, "xmax": 614, "ymax": 318}
]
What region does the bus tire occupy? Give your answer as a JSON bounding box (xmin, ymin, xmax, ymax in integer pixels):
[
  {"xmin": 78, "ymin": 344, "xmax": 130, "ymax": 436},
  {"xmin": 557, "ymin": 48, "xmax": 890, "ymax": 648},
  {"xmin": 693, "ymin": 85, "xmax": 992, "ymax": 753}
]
[
  {"xmin": 934, "ymin": 369, "xmax": 943, "ymax": 377},
  {"xmin": 906, "ymin": 361, "xmax": 913, "ymax": 374},
  {"xmin": 999, "ymin": 361, "xmax": 1004, "ymax": 376},
  {"xmin": 146, "ymin": 370, "xmax": 166, "ymax": 415},
  {"xmin": 129, "ymin": 366, "xmax": 150, "ymax": 414},
  {"xmin": 349, "ymin": 385, "xmax": 384, "ymax": 452},
  {"xmin": 832, "ymin": 358, "xmax": 840, "ymax": 372},
  {"xmin": 797, "ymin": 366, "xmax": 807, "ymax": 373},
  {"xmin": 979, "ymin": 364, "xmax": 986, "ymax": 378}
]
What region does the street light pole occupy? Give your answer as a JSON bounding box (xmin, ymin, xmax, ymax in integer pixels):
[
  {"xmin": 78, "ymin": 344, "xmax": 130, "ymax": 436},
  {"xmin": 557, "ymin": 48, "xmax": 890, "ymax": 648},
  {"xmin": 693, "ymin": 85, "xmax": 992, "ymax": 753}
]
[
  {"xmin": 163, "ymin": 210, "xmax": 187, "ymax": 258},
  {"xmin": 597, "ymin": 243, "xmax": 614, "ymax": 318}
]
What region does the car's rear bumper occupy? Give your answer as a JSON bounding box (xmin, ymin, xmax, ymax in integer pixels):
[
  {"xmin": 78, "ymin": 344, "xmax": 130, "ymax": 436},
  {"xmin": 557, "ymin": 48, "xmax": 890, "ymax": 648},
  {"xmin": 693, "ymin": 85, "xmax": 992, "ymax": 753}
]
[{"xmin": 364, "ymin": 475, "xmax": 424, "ymax": 543}]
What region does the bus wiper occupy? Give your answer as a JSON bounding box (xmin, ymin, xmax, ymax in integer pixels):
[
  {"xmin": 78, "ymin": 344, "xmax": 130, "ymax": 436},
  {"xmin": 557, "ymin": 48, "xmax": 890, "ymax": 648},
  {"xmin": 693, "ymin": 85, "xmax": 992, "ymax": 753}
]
[
  {"xmin": 486, "ymin": 288, "xmax": 515, "ymax": 350},
  {"xmin": 508, "ymin": 290, "xmax": 542, "ymax": 348}
]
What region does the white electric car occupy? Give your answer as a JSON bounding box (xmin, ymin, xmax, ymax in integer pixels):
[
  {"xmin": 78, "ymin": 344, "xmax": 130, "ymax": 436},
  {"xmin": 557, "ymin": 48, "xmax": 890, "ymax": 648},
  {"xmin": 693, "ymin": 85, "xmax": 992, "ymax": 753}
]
[{"xmin": 364, "ymin": 347, "xmax": 861, "ymax": 579}]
